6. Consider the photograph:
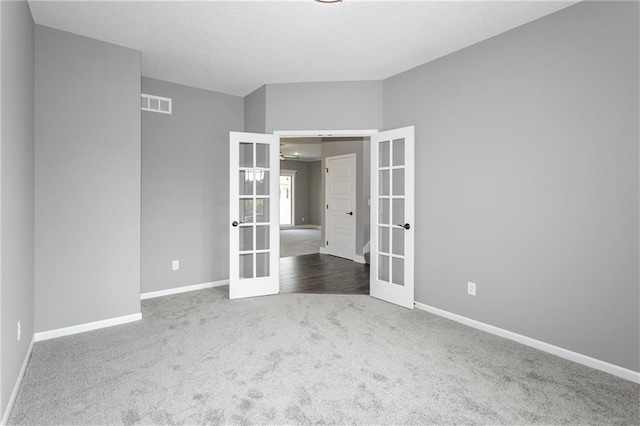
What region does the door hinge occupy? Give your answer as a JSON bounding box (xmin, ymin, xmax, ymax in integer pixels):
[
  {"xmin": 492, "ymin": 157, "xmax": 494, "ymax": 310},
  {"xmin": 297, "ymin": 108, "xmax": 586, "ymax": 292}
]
[
  {"xmin": 326, "ymin": 204, "xmax": 329, "ymax": 209},
  {"xmin": 326, "ymin": 241, "xmax": 329, "ymax": 246},
  {"xmin": 325, "ymin": 168, "xmax": 329, "ymax": 173}
]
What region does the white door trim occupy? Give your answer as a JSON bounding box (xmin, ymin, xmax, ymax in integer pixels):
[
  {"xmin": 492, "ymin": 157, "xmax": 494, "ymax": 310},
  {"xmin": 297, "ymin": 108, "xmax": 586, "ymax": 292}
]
[
  {"xmin": 274, "ymin": 129, "xmax": 378, "ymax": 138},
  {"xmin": 325, "ymin": 153, "xmax": 357, "ymax": 261}
]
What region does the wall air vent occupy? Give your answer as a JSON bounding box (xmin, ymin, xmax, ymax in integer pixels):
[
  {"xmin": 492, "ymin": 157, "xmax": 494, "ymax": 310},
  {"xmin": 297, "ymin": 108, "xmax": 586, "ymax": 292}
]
[{"xmin": 141, "ymin": 93, "xmax": 172, "ymax": 114}]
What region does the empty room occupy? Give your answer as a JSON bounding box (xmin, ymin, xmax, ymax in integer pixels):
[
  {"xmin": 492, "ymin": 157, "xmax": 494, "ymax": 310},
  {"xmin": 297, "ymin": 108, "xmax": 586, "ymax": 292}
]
[{"xmin": 1, "ymin": 0, "xmax": 638, "ymax": 424}]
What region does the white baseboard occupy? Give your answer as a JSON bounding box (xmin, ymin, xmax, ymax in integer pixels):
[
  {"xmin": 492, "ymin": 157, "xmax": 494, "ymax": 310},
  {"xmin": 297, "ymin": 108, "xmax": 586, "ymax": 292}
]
[
  {"xmin": 414, "ymin": 302, "xmax": 640, "ymax": 384},
  {"xmin": 319, "ymin": 247, "xmax": 328, "ymax": 254},
  {"xmin": 1, "ymin": 336, "xmax": 35, "ymax": 426},
  {"xmin": 353, "ymin": 255, "xmax": 366, "ymax": 264},
  {"xmin": 34, "ymin": 313, "xmax": 142, "ymax": 342},
  {"xmin": 141, "ymin": 279, "xmax": 229, "ymax": 300}
]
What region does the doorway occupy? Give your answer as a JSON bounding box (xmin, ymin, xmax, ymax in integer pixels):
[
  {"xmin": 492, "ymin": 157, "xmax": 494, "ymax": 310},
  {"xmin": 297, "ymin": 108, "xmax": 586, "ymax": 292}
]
[{"xmin": 229, "ymin": 127, "xmax": 415, "ymax": 309}]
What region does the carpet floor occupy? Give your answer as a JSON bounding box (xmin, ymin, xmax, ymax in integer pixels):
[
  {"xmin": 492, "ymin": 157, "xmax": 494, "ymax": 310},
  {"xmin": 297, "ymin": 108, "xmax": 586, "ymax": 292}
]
[
  {"xmin": 280, "ymin": 228, "xmax": 321, "ymax": 258},
  {"xmin": 9, "ymin": 288, "xmax": 639, "ymax": 425}
]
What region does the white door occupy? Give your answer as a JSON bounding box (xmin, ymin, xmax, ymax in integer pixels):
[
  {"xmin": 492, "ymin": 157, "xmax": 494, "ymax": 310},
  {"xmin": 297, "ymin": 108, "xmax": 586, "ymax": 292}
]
[
  {"xmin": 325, "ymin": 154, "xmax": 356, "ymax": 260},
  {"xmin": 370, "ymin": 126, "xmax": 415, "ymax": 309},
  {"xmin": 229, "ymin": 132, "xmax": 280, "ymax": 299}
]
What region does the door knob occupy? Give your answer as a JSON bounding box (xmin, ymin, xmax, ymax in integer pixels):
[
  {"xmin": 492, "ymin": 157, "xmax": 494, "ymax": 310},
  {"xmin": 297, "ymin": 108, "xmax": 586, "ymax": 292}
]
[
  {"xmin": 232, "ymin": 221, "xmax": 244, "ymax": 227},
  {"xmin": 396, "ymin": 223, "xmax": 411, "ymax": 230},
  {"xmin": 346, "ymin": 211, "xmax": 353, "ymax": 216}
]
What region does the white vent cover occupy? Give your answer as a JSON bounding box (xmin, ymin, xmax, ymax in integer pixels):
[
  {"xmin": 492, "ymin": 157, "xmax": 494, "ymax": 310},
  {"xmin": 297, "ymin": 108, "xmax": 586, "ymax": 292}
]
[{"xmin": 141, "ymin": 93, "xmax": 172, "ymax": 114}]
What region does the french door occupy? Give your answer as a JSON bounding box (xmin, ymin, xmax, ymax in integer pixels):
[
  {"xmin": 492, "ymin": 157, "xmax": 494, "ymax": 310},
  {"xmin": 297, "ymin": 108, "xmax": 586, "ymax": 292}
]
[
  {"xmin": 229, "ymin": 132, "xmax": 280, "ymax": 299},
  {"xmin": 370, "ymin": 126, "xmax": 415, "ymax": 309}
]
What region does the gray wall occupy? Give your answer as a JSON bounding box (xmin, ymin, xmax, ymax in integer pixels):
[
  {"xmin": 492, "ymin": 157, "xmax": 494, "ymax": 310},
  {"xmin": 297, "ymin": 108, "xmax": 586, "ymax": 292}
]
[
  {"xmin": 309, "ymin": 161, "xmax": 322, "ymax": 226},
  {"xmin": 265, "ymin": 81, "xmax": 382, "ymax": 133},
  {"xmin": 141, "ymin": 77, "xmax": 244, "ymax": 293},
  {"xmin": 1, "ymin": 0, "xmax": 34, "ymax": 416},
  {"xmin": 321, "ymin": 140, "xmax": 370, "ymax": 256},
  {"xmin": 280, "ymin": 160, "xmax": 322, "ymax": 226},
  {"xmin": 383, "ymin": 1, "xmax": 639, "ymax": 371},
  {"xmin": 35, "ymin": 26, "xmax": 141, "ymax": 332},
  {"xmin": 244, "ymin": 85, "xmax": 266, "ymax": 134}
]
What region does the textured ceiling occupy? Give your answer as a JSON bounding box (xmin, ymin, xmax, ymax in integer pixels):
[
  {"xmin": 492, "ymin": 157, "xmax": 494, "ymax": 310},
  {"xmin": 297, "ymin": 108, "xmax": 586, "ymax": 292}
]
[{"xmin": 28, "ymin": 0, "xmax": 578, "ymax": 97}]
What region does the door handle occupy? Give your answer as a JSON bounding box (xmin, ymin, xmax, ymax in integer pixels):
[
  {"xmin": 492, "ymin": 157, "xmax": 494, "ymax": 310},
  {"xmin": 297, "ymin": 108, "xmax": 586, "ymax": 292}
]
[
  {"xmin": 396, "ymin": 223, "xmax": 411, "ymax": 230},
  {"xmin": 232, "ymin": 221, "xmax": 244, "ymax": 227},
  {"xmin": 346, "ymin": 212, "xmax": 353, "ymax": 216}
]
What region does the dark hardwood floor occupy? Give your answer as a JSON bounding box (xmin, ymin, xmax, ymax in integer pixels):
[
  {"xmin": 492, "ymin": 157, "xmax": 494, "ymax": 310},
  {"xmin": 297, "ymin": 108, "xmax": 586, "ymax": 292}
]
[{"xmin": 279, "ymin": 253, "xmax": 369, "ymax": 295}]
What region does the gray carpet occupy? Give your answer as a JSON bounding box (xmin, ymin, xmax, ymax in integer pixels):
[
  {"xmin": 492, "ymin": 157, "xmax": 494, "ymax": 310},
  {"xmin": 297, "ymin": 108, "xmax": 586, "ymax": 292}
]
[
  {"xmin": 9, "ymin": 288, "xmax": 639, "ymax": 425},
  {"xmin": 280, "ymin": 228, "xmax": 321, "ymax": 258}
]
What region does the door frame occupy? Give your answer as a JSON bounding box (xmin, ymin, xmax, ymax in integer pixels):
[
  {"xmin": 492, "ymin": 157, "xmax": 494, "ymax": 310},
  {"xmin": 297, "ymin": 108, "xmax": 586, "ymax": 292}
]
[
  {"xmin": 324, "ymin": 153, "xmax": 357, "ymax": 261},
  {"xmin": 274, "ymin": 129, "xmax": 377, "ymax": 262}
]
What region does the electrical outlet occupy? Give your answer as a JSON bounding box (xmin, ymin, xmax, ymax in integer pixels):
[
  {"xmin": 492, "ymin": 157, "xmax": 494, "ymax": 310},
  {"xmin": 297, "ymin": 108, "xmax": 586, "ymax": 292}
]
[
  {"xmin": 172, "ymin": 260, "xmax": 180, "ymax": 271},
  {"xmin": 301, "ymin": 217, "xmax": 305, "ymax": 222},
  {"xmin": 467, "ymin": 282, "xmax": 477, "ymax": 296},
  {"xmin": 17, "ymin": 320, "xmax": 21, "ymax": 341}
]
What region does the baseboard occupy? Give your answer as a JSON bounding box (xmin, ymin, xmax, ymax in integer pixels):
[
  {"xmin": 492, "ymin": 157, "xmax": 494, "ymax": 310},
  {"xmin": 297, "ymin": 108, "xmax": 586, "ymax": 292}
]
[
  {"xmin": 319, "ymin": 247, "xmax": 328, "ymax": 254},
  {"xmin": 353, "ymin": 255, "xmax": 366, "ymax": 264},
  {"xmin": 34, "ymin": 313, "xmax": 142, "ymax": 342},
  {"xmin": 1, "ymin": 336, "xmax": 35, "ymax": 426},
  {"xmin": 414, "ymin": 302, "xmax": 640, "ymax": 384},
  {"xmin": 141, "ymin": 279, "xmax": 229, "ymax": 300}
]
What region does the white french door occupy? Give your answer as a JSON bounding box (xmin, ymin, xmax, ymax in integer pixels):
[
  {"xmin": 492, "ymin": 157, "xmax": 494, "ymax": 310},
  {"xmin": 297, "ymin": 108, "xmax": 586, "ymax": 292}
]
[
  {"xmin": 229, "ymin": 132, "xmax": 280, "ymax": 299},
  {"xmin": 370, "ymin": 126, "xmax": 415, "ymax": 309}
]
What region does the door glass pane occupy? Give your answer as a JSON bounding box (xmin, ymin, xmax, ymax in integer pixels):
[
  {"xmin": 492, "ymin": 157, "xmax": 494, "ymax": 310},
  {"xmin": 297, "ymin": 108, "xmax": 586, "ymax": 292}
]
[
  {"xmin": 255, "ymin": 198, "xmax": 269, "ymax": 223},
  {"xmin": 240, "ymin": 254, "xmax": 253, "ymax": 279},
  {"xmin": 392, "ymin": 228, "xmax": 405, "ymax": 256},
  {"xmin": 256, "ymin": 253, "xmax": 269, "ymax": 277},
  {"xmin": 378, "ymin": 255, "xmax": 390, "ymax": 282},
  {"xmin": 379, "ymin": 226, "xmax": 389, "ymax": 253},
  {"xmin": 256, "ymin": 143, "xmax": 269, "ymax": 168},
  {"xmin": 392, "ymin": 169, "xmax": 405, "ymax": 196},
  {"xmin": 239, "ymin": 226, "xmax": 253, "ymax": 251},
  {"xmin": 150, "ymin": 97, "xmax": 159, "ymax": 110},
  {"xmin": 392, "ymin": 257, "xmax": 404, "ymax": 286},
  {"xmin": 379, "ymin": 198, "xmax": 390, "ymax": 224},
  {"xmin": 379, "ymin": 170, "xmax": 390, "ymax": 196},
  {"xmin": 239, "ymin": 171, "xmax": 254, "ymax": 196},
  {"xmin": 392, "ymin": 198, "xmax": 404, "ymax": 225},
  {"xmin": 256, "ymin": 225, "xmax": 269, "ymax": 250},
  {"xmin": 379, "ymin": 141, "xmax": 390, "ymax": 167},
  {"xmin": 239, "ymin": 143, "xmax": 253, "ymax": 168},
  {"xmin": 255, "ymin": 171, "xmax": 269, "ymax": 196},
  {"xmin": 240, "ymin": 199, "xmax": 253, "ymax": 223},
  {"xmin": 392, "ymin": 138, "xmax": 405, "ymax": 166}
]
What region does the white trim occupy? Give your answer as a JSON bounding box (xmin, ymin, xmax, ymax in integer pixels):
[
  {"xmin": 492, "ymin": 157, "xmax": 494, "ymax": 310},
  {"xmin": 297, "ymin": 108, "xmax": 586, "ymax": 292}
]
[
  {"xmin": 141, "ymin": 279, "xmax": 229, "ymax": 300},
  {"xmin": 274, "ymin": 129, "xmax": 378, "ymax": 138},
  {"xmin": 363, "ymin": 240, "xmax": 370, "ymax": 255},
  {"xmin": 353, "ymin": 255, "xmax": 366, "ymax": 264},
  {"xmin": 414, "ymin": 302, "xmax": 640, "ymax": 384},
  {"xmin": 0, "ymin": 336, "xmax": 34, "ymax": 426},
  {"xmin": 319, "ymin": 247, "xmax": 329, "ymax": 254},
  {"xmin": 280, "ymin": 169, "xmax": 296, "ymax": 226},
  {"xmin": 34, "ymin": 313, "xmax": 142, "ymax": 342}
]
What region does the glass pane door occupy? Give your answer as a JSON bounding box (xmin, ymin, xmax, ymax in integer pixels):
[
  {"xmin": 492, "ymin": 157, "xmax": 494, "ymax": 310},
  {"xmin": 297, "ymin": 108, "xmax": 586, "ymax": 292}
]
[
  {"xmin": 230, "ymin": 132, "xmax": 279, "ymax": 299},
  {"xmin": 370, "ymin": 127, "xmax": 415, "ymax": 309}
]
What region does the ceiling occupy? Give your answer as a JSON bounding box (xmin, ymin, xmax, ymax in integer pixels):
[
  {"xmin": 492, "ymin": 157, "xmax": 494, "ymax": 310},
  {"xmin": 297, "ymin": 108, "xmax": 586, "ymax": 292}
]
[{"xmin": 28, "ymin": 0, "xmax": 577, "ymax": 97}]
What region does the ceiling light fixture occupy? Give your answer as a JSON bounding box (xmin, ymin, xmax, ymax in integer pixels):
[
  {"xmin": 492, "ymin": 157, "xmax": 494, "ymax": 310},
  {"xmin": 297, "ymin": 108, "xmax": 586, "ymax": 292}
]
[{"xmin": 315, "ymin": 0, "xmax": 342, "ymax": 3}]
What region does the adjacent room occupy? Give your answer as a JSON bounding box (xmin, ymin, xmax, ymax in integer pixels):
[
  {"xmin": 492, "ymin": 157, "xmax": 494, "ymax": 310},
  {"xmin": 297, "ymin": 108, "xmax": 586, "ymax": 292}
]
[{"xmin": 1, "ymin": 0, "xmax": 638, "ymax": 424}]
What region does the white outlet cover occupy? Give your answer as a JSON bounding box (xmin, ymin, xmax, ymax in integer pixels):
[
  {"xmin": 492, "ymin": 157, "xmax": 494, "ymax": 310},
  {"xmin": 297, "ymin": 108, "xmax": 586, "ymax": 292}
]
[
  {"xmin": 17, "ymin": 320, "xmax": 21, "ymax": 341},
  {"xmin": 172, "ymin": 260, "xmax": 180, "ymax": 270},
  {"xmin": 468, "ymin": 282, "xmax": 477, "ymax": 296}
]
